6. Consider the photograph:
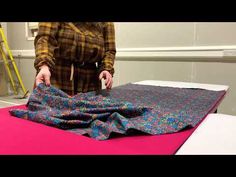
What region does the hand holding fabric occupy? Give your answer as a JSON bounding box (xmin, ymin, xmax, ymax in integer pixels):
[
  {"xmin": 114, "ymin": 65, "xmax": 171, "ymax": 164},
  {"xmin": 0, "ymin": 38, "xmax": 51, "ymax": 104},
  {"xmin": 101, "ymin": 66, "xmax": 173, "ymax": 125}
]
[
  {"xmin": 35, "ymin": 65, "xmax": 51, "ymax": 86},
  {"xmin": 99, "ymin": 70, "xmax": 113, "ymax": 89}
]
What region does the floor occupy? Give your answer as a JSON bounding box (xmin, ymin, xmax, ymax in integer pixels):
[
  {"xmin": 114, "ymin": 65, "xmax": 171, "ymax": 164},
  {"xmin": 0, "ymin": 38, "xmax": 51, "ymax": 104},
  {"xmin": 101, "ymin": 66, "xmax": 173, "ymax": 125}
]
[{"xmin": 0, "ymin": 94, "xmax": 29, "ymax": 108}]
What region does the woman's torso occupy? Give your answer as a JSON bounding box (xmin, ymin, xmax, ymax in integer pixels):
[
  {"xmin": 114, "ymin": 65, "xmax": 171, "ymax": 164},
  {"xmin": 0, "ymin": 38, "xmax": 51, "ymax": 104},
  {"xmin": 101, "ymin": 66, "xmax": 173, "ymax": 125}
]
[{"xmin": 55, "ymin": 22, "xmax": 105, "ymax": 64}]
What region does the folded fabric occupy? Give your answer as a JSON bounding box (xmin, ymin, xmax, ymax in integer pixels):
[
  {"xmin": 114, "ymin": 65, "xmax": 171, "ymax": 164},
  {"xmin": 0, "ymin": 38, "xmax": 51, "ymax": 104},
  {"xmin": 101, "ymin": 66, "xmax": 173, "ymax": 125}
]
[{"xmin": 9, "ymin": 83, "xmax": 226, "ymax": 140}]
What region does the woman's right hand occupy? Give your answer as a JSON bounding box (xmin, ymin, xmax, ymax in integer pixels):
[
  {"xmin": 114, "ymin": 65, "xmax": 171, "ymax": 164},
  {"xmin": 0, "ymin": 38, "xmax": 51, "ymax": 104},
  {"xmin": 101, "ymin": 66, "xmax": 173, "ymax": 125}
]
[{"xmin": 35, "ymin": 65, "xmax": 51, "ymax": 86}]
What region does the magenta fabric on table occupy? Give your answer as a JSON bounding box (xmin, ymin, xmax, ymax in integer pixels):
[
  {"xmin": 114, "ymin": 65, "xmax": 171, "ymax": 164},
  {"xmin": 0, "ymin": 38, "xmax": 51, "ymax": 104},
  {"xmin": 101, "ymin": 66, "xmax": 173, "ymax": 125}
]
[{"xmin": 0, "ymin": 102, "xmax": 223, "ymax": 155}]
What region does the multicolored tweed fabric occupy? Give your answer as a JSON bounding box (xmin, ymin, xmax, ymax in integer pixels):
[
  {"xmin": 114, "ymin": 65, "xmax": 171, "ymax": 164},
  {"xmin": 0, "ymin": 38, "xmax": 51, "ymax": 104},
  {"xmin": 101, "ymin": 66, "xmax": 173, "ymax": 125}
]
[{"xmin": 9, "ymin": 83, "xmax": 226, "ymax": 140}]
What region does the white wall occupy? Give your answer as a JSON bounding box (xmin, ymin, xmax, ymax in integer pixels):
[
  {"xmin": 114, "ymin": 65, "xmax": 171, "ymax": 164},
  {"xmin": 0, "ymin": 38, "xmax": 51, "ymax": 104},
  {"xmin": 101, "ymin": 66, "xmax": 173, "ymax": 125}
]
[
  {"xmin": 115, "ymin": 22, "xmax": 195, "ymax": 48},
  {"xmin": 115, "ymin": 22, "xmax": 236, "ymax": 48},
  {"xmin": 7, "ymin": 22, "xmax": 34, "ymax": 50}
]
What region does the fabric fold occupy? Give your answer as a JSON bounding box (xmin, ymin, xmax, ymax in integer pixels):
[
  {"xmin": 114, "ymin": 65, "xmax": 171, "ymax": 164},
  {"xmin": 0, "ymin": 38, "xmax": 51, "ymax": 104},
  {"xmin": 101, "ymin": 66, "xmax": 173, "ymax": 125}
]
[{"xmin": 10, "ymin": 83, "xmax": 226, "ymax": 140}]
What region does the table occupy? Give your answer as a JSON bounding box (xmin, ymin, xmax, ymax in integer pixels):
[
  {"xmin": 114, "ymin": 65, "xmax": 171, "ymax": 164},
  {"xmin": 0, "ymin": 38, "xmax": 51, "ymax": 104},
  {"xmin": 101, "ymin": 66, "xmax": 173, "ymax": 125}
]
[
  {"xmin": 0, "ymin": 80, "xmax": 228, "ymax": 155},
  {"xmin": 176, "ymin": 113, "xmax": 236, "ymax": 155}
]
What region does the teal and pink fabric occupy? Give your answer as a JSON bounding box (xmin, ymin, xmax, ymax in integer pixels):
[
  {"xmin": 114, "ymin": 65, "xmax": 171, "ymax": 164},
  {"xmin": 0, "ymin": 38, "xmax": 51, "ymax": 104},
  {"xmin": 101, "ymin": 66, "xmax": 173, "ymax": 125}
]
[{"xmin": 9, "ymin": 83, "xmax": 226, "ymax": 140}]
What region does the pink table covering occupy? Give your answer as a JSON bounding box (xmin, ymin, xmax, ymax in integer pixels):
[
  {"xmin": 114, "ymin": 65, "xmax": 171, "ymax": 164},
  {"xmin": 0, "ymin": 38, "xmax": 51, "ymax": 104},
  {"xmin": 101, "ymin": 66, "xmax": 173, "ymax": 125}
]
[{"xmin": 0, "ymin": 99, "xmax": 223, "ymax": 155}]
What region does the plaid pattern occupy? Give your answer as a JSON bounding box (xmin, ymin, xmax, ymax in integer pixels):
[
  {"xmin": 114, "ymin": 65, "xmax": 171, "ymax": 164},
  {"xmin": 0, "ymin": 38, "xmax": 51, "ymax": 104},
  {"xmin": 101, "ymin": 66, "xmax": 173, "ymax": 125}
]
[{"xmin": 34, "ymin": 22, "xmax": 116, "ymax": 95}]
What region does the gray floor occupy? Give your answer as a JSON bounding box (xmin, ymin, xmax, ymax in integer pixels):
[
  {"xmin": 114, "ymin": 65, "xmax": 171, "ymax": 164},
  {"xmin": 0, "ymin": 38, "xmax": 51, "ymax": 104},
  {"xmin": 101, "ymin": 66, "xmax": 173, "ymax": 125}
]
[{"xmin": 0, "ymin": 94, "xmax": 29, "ymax": 108}]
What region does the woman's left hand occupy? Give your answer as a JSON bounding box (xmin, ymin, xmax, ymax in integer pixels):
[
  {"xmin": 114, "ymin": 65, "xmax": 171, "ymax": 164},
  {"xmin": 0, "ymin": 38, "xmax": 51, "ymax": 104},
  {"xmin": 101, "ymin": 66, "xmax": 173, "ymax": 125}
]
[{"xmin": 99, "ymin": 70, "xmax": 113, "ymax": 89}]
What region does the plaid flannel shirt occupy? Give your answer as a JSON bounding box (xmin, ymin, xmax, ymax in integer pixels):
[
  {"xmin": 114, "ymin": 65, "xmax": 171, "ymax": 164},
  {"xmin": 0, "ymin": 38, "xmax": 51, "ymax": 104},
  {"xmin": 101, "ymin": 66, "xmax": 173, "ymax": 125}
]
[{"xmin": 34, "ymin": 22, "xmax": 116, "ymax": 94}]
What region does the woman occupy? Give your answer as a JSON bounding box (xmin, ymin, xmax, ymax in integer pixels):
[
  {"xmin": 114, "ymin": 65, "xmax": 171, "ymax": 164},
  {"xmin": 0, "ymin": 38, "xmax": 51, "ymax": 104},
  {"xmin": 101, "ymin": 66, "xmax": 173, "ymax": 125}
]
[{"xmin": 34, "ymin": 22, "xmax": 116, "ymax": 95}]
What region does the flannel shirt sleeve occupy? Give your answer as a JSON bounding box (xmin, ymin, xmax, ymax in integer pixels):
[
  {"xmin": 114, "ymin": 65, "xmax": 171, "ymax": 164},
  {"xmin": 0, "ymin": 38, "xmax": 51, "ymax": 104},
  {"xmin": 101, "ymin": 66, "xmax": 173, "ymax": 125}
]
[
  {"xmin": 98, "ymin": 22, "xmax": 116, "ymax": 76},
  {"xmin": 34, "ymin": 22, "xmax": 60, "ymax": 72}
]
